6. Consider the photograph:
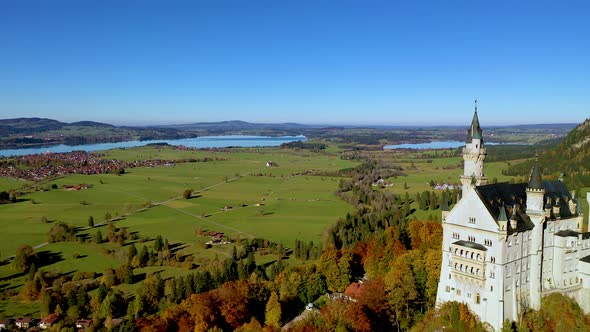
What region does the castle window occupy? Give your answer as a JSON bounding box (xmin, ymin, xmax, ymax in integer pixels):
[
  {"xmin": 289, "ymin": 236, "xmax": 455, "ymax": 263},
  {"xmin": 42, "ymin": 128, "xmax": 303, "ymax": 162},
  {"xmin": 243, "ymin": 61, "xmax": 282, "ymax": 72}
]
[
  {"xmin": 468, "ymin": 235, "xmax": 475, "ymax": 242},
  {"xmin": 491, "ymin": 256, "xmax": 496, "ymax": 263},
  {"xmin": 456, "ymin": 289, "xmax": 461, "ymax": 296},
  {"xmin": 476, "ymin": 293, "xmax": 481, "ymax": 304},
  {"xmin": 491, "ymin": 286, "xmax": 494, "ymax": 291},
  {"xmin": 446, "ymin": 286, "xmax": 451, "ymax": 292},
  {"xmin": 468, "ymin": 217, "xmax": 476, "ymax": 224}
]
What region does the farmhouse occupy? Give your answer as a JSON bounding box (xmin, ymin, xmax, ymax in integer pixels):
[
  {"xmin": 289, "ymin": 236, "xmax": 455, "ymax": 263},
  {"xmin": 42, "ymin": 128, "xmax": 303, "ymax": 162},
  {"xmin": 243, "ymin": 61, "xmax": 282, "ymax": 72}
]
[
  {"xmin": 436, "ymin": 105, "xmax": 590, "ymax": 331},
  {"xmin": 39, "ymin": 313, "xmax": 60, "ymax": 329},
  {"xmin": 15, "ymin": 317, "xmax": 34, "ymax": 329}
]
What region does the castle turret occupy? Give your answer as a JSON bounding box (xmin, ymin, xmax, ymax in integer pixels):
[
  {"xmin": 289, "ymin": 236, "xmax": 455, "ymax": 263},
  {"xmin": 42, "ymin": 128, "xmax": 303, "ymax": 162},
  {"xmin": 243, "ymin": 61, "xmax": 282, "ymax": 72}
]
[
  {"xmin": 526, "ymin": 162, "xmax": 545, "ymax": 310},
  {"xmin": 461, "ymin": 100, "xmax": 488, "ymax": 197}
]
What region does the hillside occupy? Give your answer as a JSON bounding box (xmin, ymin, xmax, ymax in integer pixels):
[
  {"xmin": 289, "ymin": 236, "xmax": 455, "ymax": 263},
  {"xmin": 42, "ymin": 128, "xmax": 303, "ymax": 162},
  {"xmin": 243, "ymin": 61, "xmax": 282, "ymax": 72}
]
[
  {"xmin": 0, "ymin": 118, "xmax": 198, "ymax": 149},
  {"xmin": 505, "ymin": 118, "xmax": 590, "ymax": 189}
]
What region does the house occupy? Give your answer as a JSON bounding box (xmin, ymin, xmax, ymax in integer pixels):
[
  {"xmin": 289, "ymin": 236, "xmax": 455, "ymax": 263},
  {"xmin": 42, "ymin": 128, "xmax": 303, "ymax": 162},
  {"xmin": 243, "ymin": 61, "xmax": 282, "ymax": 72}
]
[
  {"xmin": 39, "ymin": 313, "xmax": 60, "ymax": 329},
  {"xmin": 0, "ymin": 319, "xmax": 13, "ymax": 330},
  {"xmin": 75, "ymin": 319, "xmax": 92, "ymax": 329},
  {"xmin": 343, "ymin": 282, "xmax": 363, "ymax": 301},
  {"xmin": 436, "ymin": 105, "xmax": 590, "ymax": 331},
  {"xmin": 15, "ymin": 317, "xmax": 34, "ymax": 329}
]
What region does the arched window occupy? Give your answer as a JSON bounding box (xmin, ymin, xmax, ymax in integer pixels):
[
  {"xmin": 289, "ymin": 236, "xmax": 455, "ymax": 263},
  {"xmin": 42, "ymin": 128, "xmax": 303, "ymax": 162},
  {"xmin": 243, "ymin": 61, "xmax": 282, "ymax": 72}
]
[{"xmin": 476, "ymin": 293, "xmax": 481, "ymax": 304}]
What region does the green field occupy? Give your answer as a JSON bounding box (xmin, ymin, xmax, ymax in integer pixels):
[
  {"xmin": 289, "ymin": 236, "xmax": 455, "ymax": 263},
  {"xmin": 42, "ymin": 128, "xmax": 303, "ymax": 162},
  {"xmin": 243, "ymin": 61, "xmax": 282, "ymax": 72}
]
[{"xmin": 0, "ymin": 146, "xmax": 357, "ymax": 258}]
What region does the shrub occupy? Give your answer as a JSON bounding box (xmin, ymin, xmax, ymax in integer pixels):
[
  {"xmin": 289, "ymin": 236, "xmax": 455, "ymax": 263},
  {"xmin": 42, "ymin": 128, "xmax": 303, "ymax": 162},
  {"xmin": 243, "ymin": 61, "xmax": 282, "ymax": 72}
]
[
  {"xmin": 47, "ymin": 222, "xmax": 77, "ymax": 243},
  {"xmin": 183, "ymin": 189, "xmax": 193, "ymax": 199}
]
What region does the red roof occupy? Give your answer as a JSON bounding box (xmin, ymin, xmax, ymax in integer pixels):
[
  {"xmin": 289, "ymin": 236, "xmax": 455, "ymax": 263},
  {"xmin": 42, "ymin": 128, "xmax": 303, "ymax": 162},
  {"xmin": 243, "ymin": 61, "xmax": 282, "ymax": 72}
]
[
  {"xmin": 344, "ymin": 282, "xmax": 364, "ymax": 299},
  {"xmin": 41, "ymin": 313, "xmax": 60, "ymax": 324}
]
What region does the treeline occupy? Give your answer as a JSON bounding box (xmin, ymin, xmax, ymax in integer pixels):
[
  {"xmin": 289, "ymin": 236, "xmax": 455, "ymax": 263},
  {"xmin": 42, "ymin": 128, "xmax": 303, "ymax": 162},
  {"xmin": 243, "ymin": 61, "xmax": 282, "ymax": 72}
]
[{"xmin": 281, "ymin": 141, "xmax": 326, "ymax": 150}]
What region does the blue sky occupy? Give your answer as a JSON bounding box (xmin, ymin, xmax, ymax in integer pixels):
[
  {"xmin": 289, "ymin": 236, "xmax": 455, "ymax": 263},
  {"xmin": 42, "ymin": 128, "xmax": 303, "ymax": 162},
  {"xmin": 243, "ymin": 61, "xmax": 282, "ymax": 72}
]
[{"xmin": 0, "ymin": 1, "xmax": 588, "ymax": 126}]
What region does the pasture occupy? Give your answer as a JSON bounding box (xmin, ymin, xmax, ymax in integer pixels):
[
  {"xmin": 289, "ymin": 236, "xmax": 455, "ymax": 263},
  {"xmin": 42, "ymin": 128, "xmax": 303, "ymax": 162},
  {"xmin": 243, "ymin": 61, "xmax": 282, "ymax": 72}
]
[{"xmin": 0, "ymin": 146, "xmax": 357, "ymax": 258}]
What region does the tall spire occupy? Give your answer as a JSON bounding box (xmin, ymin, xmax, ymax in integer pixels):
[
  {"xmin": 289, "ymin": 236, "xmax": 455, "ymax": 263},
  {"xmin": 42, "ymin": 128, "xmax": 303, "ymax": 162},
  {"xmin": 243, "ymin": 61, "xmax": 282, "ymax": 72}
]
[
  {"xmin": 466, "ymin": 99, "xmax": 483, "ymax": 142},
  {"xmin": 527, "ymin": 156, "xmax": 544, "ymax": 190}
]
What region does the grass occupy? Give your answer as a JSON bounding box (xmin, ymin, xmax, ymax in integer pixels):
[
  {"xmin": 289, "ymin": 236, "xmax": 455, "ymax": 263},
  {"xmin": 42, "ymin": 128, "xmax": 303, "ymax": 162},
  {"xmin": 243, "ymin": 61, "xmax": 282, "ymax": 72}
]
[
  {"xmin": 0, "ymin": 145, "xmax": 358, "ymax": 317},
  {"xmin": 0, "ymin": 177, "xmax": 31, "ymax": 192},
  {"xmin": 0, "ymin": 145, "xmax": 356, "ymax": 258}
]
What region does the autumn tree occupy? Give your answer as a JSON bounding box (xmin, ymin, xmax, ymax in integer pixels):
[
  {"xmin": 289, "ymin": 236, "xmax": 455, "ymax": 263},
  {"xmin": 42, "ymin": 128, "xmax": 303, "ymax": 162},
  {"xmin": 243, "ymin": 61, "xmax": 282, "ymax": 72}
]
[
  {"xmin": 265, "ymin": 291, "xmax": 281, "ymax": 328},
  {"xmin": 385, "ymin": 253, "xmax": 418, "ymax": 331}
]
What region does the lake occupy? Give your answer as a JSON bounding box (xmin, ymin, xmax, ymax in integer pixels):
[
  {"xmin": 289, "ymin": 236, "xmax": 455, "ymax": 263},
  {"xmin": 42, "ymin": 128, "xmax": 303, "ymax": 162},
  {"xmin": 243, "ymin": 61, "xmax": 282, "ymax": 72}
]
[
  {"xmin": 383, "ymin": 141, "xmax": 503, "ymax": 150},
  {"xmin": 0, "ymin": 135, "xmax": 307, "ymax": 157}
]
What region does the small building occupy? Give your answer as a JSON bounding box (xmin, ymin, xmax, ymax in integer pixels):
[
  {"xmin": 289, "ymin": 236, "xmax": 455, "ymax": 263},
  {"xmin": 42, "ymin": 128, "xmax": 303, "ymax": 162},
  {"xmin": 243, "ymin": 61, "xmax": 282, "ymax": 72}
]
[
  {"xmin": 0, "ymin": 319, "xmax": 13, "ymax": 330},
  {"xmin": 75, "ymin": 319, "xmax": 92, "ymax": 329},
  {"xmin": 39, "ymin": 313, "xmax": 60, "ymax": 329},
  {"xmin": 15, "ymin": 318, "xmax": 34, "ymax": 329}
]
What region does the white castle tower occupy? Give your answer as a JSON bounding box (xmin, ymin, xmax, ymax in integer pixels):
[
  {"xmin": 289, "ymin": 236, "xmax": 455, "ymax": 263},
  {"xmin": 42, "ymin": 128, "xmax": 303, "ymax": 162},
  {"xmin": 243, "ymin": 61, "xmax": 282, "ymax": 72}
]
[
  {"xmin": 461, "ymin": 100, "xmax": 488, "ymax": 197},
  {"xmin": 525, "ymin": 161, "xmax": 545, "ymax": 310}
]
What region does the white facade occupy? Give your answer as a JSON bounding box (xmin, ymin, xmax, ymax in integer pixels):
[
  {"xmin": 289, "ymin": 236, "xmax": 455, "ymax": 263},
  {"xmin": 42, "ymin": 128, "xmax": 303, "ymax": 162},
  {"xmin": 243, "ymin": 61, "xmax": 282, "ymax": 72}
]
[{"xmin": 436, "ymin": 111, "xmax": 590, "ymax": 331}]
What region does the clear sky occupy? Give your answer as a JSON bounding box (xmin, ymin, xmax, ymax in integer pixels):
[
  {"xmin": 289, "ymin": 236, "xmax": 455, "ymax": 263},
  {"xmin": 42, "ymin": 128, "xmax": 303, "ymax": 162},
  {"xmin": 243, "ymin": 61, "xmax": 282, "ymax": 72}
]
[{"xmin": 1, "ymin": 0, "xmax": 589, "ymax": 126}]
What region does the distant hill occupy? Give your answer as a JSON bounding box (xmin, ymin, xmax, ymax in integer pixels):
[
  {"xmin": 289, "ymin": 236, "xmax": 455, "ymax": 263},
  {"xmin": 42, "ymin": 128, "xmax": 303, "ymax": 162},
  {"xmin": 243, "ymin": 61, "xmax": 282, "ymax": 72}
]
[
  {"xmin": 505, "ymin": 118, "xmax": 590, "ymax": 189},
  {"xmin": 67, "ymin": 121, "xmax": 115, "ymax": 128},
  {"xmin": 155, "ymin": 120, "xmax": 314, "ymax": 130},
  {"xmin": 0, "ymin": 117, "xmax": 197, "ymax": 149},
  {"xmin": 0, "ymin": 117, "xmax": 65, "ymax": 135}
]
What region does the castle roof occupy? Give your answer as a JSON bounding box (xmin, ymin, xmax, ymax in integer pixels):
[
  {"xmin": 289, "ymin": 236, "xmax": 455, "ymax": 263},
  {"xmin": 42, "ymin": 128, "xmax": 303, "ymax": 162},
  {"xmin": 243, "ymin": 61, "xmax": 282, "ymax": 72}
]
[
  {"xmin": 555, "ymin": 229, "xmax": 579, "ymax": 237},
  {"xmin": 453, "ymin": 240, "xmax": 487, "ymax": 251},
  {"xmin": 466, "ymin": 110, "xmax": 483, "ymax": 143},
  {"xmin": 474, "ymin": 180, "xmax": 573, "ymax": 229},
  {"xmin": 527, "ymin": 163, "xmax": 544, "ymax": 190}
]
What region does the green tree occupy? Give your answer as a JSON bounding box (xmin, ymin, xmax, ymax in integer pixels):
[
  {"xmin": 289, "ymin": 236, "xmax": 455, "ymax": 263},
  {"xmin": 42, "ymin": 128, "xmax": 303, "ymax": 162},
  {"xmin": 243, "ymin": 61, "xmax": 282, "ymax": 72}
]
[
  {"xmin": 154, "ymin": 236, "xmax": 163, "ymax": 252},
  {"xmin": 95, "ymin": 230, "xmax": 103, "ymax": 244},
  {"xmin": 88, "ymin": 216, "xmax": 94, "ymax": 228},
  {"xmin": 12, "ymin": 245, "xmax": 36, "ymax": 273},
  {"xmin": 124, "ymin": 243, "xmax": 135, "ymax": 262}
]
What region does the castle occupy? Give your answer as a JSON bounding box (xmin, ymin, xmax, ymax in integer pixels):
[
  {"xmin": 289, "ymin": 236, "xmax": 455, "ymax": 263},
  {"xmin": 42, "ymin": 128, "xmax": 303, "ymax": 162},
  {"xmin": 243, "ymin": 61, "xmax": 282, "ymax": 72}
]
[{"xmin": 435, "ymin": 103, "xmax": 590, "ymax": 331}]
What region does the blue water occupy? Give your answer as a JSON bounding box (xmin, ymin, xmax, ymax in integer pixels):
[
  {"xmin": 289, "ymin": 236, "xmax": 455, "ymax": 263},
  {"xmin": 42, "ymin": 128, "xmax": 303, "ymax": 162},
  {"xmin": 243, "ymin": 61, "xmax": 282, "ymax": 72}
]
[
  {"xmin": 384, "ymin": 141, "xmax": 502, "ymax": 150},
  {"xmin": 0, "ymin": 135, "xmax": 307, "ymax": 157}
]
